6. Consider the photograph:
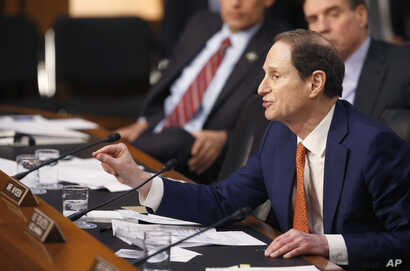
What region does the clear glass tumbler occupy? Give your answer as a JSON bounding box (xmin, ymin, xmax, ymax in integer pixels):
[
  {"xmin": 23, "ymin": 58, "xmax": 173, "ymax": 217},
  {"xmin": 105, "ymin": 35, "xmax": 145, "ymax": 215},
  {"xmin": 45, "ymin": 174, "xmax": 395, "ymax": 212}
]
[
  {"xmin": 142, "ymin": 231, "xmax": 172, "ymax": 271},
  {"xmin": 35, "ymin": 148, "xmax": 63, "ymax": 190},
  {"xmin": 62, "ymin": 185, "xmax": 97, "ymax": 230},
  {"xmin": 15, "ymin": 154, "xmax": 47, "ymax": 195}
]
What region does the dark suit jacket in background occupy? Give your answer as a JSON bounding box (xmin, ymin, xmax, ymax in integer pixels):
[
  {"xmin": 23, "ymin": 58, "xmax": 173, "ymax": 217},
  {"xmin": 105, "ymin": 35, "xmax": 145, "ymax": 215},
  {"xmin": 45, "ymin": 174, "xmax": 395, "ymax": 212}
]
[
  {"xmin": 354, "ymin": 39, "xmax": 410, "ymax": 143},
  {"xmin": 136, "ymin": 11, "xmax": 288, "ymax": 181},
  {"xmin": 156, "ymin": 100, "xmax": 410, "ymax": 270}
]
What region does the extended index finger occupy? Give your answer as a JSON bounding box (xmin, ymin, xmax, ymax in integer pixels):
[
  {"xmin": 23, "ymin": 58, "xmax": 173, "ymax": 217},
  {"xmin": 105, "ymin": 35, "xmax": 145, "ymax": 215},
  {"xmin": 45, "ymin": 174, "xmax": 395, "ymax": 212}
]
[{"xmin": 92, "ymin": 143, "xmax": 123, "ymax": 157}]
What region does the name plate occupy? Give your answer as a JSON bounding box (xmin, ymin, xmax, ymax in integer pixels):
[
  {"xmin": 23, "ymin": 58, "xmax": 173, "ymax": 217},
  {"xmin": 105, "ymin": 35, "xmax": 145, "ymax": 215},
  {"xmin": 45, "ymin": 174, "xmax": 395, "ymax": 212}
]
[
  {"xmin": 1, "ymin": 177, "xmax": 38, "ymax": 207},
  {"xmin": 90, "ymin": 256, "xmax": 120, "ymax": 271},
  {"xmin": 26, "ymin": 208, "xmax": 65, "ymax": 243}
]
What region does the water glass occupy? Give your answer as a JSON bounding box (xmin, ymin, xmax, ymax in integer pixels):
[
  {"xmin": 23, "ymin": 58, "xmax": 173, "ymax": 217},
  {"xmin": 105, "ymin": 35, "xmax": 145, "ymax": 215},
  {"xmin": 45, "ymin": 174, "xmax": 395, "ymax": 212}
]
[
  {"xmin": 15, "ymin": 154, "xmax": 46, "ymax": 195},
  {"xmin": 142, "ymin": 231, "xmax": 171, "ymax": 271},
  {"xmin": 35, "ymin": 148, "xmax": 62, "ymax": 190},
  {"xmin": 62, "ymin": 185, "xmax": 97, "ymax": 229}
]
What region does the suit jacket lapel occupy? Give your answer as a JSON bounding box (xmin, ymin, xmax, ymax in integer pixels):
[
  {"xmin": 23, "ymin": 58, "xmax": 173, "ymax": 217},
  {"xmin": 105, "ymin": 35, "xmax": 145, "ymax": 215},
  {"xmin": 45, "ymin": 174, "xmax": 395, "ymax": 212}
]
[
  {"xmin": 323, "ymin": 101, "xmax": 349, "ymax": 233},
  {"xmin": 354, "ymin": 40, "xmax": 387, "ymax": 116},
  {"xmin": 210, "ymin": 23, "xmax": 271, "ymax": 112},
  {"xmin": 146, "ymin": 14, "xmax": 222, "ymax": 106}
]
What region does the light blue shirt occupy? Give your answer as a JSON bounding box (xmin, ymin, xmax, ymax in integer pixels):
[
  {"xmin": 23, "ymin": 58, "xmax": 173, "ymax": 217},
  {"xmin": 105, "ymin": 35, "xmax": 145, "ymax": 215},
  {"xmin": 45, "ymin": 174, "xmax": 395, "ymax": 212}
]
[
  {"xmin": 341, "ymin": 36, "xmax": 371, "ymax": 104},
  {"xmin": 153, "ymin": 23, "xmax": 261, "ymax": 133}
]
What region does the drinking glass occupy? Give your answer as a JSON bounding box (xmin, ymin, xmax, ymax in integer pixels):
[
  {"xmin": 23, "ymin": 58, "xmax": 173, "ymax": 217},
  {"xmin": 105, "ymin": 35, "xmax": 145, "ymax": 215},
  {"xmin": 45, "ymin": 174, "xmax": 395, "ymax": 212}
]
[
  {"xmin": 62, "ymin": 185, "xmax": 97, "ymax": 229},
  {"xmin": 142, "ymin": 231, "xmax": 171, "ymax": 271},
  {"xmin": 15, "ymin": 154, "xmax": 47, "ymax": 195},
  {"xmin": 35, "ymin": 148, "xmax": 63, "ymax": 190}
]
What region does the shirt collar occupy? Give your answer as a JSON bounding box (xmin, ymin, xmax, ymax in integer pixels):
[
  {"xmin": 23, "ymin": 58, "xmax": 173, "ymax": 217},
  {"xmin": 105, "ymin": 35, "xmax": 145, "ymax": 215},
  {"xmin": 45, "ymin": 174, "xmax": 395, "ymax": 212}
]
[
  {"xmin": 298, "ymin": 104, "xmax": 336, "ymax": 156},
  {"xmin": 220, "ymin": 23, "xmax": 261, "ymax": 48},
  {"xmin": 345, "ymin": 36, "xmax": 371, "ymax": 70}
]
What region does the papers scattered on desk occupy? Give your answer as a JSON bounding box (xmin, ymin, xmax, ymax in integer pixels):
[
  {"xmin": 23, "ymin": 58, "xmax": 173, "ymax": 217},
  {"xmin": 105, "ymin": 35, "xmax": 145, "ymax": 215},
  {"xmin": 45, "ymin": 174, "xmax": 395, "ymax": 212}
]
[
  {"xmin": 0, "ymin": 157, "xmax": 17, "ymax": 176},
  {"xmin": 111, "ymin": 218, "xmax": 266, "ymax": 249},
  {"xmin": 0, "ymin": 115, "xmax": 98, "ymax": 145},
  {"xmin": 206, "ymin": 266, "xmax": 320, "ymax": 271},
  {"xmin": 128, "ymin": 212, "xmax": 201, "ymax": 226},
  {"xmin": 171, "ymin": 247, "xmax": 202, "ymax": 262},
  {"xmin": 0, "ymin": 156, "xmax": 132, "ymax": 192},
  {"xmin": 115, "ymin": 247, "xmax": 202, "ymax": 263},
  {"xmin": 59, "ymin": 157, "xmax": 132, "ymax": 192}
]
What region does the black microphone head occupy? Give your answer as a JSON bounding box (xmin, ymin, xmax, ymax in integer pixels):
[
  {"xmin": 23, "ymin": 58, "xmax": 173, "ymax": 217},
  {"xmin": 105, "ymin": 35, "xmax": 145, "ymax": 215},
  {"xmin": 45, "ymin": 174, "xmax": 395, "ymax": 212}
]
[
  {"xmin": 163, "ymin": 159, "xmax": 178, "ymax": 171},
  {"xmin": 105, "ymin": 133, "xmax": 121, "ymax": 143}
]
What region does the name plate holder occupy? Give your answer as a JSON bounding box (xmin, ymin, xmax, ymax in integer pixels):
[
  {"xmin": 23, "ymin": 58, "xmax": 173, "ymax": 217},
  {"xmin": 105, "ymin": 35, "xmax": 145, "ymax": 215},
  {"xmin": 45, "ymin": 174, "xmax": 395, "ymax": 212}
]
[
  {"xmin": 26, "ymin": 208, "xmax": 65, "ymax": 243},
  {"xmin": 90, "ymin": 256, "xmax": 120, "ymax": 271},
  {"xmin": 0, "ymin": 176, "xmax": 38, "ymax": 207}
]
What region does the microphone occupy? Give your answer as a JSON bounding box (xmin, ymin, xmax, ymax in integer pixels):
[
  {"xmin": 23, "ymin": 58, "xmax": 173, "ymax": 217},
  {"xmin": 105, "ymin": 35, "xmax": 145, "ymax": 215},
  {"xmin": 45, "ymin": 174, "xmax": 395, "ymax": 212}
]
[
  {"xmin": 68, "ymin": 158, "xmax": 178, "ymax": 222},
  {"xmin": 133, "ymin": 206, "xmax": 252, "ymax": 265},
  {"xmin": 12, "ymin": 133, "xmax": 121, "ymax": 180}
]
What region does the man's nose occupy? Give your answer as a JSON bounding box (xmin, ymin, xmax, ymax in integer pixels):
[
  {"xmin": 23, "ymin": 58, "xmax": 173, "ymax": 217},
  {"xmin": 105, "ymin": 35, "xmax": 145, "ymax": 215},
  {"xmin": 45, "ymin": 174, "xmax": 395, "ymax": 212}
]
[
  {"xmin": 257, "ymin": 80, "xmax": 269, "ymax": 96},
  {"xmin": 314, "ymin": 17, "xmax": 331, "ymax": 34}
]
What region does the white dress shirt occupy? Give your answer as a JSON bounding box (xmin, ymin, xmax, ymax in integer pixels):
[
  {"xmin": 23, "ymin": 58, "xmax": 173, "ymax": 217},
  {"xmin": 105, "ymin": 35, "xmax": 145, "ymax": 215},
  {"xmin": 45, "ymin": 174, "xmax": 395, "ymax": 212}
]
[
  {"xmin": 153, "ymin": 23, "xmax": 260, "ymax": 133},
  {"xmin": 141, "ymin": 105, "xmax": 348, "ymax": 265},
  {"xmin": 295, "ymin": 105, "xmax": 348, "ymax": 265},
  {"xmin": 341, "ymin": 36, "xmax": 370, "ymax": 104}
]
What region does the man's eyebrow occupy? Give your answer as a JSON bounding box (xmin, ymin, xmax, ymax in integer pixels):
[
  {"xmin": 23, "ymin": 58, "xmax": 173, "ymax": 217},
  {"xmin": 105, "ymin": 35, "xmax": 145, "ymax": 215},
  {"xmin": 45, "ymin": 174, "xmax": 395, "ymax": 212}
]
[
  {"xmin": 324, "ymin": 5, "xmax": 341, "ymax": 14},
  {"xmin": 306, "ymin": 5, "xmax": 341, "ymax": 19}
]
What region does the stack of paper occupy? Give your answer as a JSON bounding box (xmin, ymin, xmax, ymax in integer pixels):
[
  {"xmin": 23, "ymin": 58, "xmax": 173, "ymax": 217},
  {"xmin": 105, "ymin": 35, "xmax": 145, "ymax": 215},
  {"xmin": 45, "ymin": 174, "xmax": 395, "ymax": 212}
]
[
  {"xmin": 0, "ymin": 115, "xmax": 98, "ymax": 145},
  {"xmin": 59, "ymin": 157, "xmax": 132, "ymax": 192},
  {"xmin": 0, "ymin": 156, "xmax": 132, "ymax": 192}
]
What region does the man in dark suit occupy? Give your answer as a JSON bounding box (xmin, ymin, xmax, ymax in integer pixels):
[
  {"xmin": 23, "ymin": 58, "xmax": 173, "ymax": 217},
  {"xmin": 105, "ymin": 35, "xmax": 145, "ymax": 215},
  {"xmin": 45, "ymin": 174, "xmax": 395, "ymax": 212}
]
[
  {"xmin": 117, "ymin": 0, "xmax": 287, "ymax": 183},
  {"xmin": 304, "ymin": 0, "xmax": 410, "ymax": 143},
  {"xmin": 94, "ymin": 29, "xmax": 410, "ymax": 270}
]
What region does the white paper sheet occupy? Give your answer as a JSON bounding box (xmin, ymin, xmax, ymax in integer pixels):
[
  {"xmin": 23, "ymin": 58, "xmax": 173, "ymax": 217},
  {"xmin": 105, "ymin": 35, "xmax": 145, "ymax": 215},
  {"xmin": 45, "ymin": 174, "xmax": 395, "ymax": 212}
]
[
  {"xmin": 127, "ymin": 212, "xmax": 201, "ymax": 226},
  {"xmin": 0, "ymin": 157, "xmax": 17, "ymax": 176},
  {"xmin": 59, "ymin": 157, "xmax": 132, "ymax": 192},
  {"xmin": 0, "ymin": 115, "xmax": 91, "ymax": 138},
  {"xmin": 114, "ymin": 247, "xmax": 201, "ymax": 263},
  {"xmin": 111, "ymin": 218, "xmax": 266, "ymax": 248}
]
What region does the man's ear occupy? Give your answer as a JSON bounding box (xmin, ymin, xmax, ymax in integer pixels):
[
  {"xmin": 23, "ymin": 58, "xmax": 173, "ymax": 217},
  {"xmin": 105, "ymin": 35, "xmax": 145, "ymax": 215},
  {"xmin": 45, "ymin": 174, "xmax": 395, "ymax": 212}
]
[
  {"xmin": 265, "ymin": 0, "xmax": 275, "ymax": 8},
  {"xmin": 309, "ymin": 70, "xmax": 326, "ymax": 98},
  {"xmin": 355, "ymin": 4, "xmax": 368, "ymax": 28}
]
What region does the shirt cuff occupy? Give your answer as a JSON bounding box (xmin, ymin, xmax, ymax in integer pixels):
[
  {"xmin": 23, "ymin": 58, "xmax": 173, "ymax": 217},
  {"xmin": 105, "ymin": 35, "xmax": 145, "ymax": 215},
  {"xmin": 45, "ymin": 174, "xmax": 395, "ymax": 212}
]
[
  {"xmin": 325, "ymin": 234, "xmax": 349, "ymax": 266},
  {"xmin": 139, "ymin": 176, "xmax": 164, "ymax": 211}
]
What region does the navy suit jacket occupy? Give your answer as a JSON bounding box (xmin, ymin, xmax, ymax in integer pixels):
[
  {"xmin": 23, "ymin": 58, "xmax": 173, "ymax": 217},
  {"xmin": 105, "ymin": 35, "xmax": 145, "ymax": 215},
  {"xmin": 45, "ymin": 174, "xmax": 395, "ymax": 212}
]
[{"xmin": 157, "ymin": 100, "xmax": 410, "ymax": 269}]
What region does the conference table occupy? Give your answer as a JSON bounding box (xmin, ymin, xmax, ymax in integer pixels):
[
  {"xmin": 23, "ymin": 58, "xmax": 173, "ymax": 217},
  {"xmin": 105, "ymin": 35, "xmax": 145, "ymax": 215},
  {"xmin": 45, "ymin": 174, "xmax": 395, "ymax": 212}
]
[{"xmin": 0, "ymin": 105, "xmax": 344, "ymax": 271}]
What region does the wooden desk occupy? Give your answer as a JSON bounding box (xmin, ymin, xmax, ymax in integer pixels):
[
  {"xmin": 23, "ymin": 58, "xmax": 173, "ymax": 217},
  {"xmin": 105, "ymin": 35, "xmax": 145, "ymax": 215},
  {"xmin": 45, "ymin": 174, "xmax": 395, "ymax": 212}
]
[
  {"xmin": 0, "ymin": 105, "xmax": 343, "ymax": 271},
  {"xmin": 0, "ymin": 172, "xmax": 138, "ymax": 271}
]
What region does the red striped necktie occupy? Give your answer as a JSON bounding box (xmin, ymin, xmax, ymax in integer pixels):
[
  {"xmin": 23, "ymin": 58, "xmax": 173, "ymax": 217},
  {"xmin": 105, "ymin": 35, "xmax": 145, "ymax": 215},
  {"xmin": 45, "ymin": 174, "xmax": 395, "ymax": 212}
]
[{"xmin": 163, "ymin": 37, "xmax": 231, "ymax": 129}]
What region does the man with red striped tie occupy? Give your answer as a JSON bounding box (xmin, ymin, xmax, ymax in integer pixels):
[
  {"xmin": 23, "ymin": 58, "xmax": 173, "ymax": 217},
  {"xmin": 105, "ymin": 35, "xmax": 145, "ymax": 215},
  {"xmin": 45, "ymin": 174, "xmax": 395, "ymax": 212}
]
[{"xmin": 117, "ymin": 0, "xmax": 289, "ymax": 183}]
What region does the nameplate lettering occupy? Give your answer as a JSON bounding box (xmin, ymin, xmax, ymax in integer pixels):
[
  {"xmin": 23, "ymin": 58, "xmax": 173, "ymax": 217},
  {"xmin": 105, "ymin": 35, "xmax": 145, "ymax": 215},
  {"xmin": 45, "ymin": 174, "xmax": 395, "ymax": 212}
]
[
  {"xmin": 26, "ymin": 208, "xmax": 65, "ymax": 243},
  {"xmin": 0, "ymin": 177, "xmax": 38, "ymax": 207},
  {"xmin": 90, "ymin": 256, "xmax": 120, "ymax": 271}
]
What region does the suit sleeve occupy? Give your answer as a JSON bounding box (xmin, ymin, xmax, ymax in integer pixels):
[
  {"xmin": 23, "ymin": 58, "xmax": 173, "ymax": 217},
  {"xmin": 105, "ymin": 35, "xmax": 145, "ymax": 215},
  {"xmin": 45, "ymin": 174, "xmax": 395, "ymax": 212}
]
[
  {"xmin": 342, "ymin": 132, "xmax": 410, "ymax": 269},
  {"xmin": 155, "ymin": 125, "xmax": 274, "ymax": 225}
]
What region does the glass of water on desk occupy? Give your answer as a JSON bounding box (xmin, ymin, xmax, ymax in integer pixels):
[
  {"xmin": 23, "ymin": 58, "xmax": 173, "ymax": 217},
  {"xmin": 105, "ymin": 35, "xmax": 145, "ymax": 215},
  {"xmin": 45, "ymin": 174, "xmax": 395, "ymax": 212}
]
[
  {"xmin": 142, "ymin": 231, "xmax": 172, "ymax": 271},
  {"xmin": 15, "ymin": 154, "xmax": 47, "ymax": 195},
  {"xmin": 35, "ymin": 148, "xmax": 63, "ymax": 190},
  {"xmin": 62, "ymin": 185, "xmax": 97, "ymax": 229}
]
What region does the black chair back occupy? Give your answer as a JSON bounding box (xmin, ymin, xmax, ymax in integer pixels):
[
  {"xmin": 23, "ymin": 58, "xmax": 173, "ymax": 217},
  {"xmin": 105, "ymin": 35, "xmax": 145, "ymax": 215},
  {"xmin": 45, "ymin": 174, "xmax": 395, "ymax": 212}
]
[
  {"xmin": 217, "ymin": 95, "xmax": 269, "ymax": 182},
  {"xmin": 0, "ymin": 16, "xmax": 40, "ymax": 100}
]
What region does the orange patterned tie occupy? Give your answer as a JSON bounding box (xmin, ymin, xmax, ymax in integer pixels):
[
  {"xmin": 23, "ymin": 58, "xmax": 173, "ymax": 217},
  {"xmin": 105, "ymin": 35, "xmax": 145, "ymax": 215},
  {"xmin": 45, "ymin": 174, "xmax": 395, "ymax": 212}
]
[{"xmin": 293, "ymin": 142, "xmax": 309, "ymax": 233}]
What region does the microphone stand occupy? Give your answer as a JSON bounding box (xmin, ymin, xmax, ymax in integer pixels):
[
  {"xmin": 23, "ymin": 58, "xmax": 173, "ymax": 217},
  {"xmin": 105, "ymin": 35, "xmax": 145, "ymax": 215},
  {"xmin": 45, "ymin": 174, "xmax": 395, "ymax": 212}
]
[
  {"xmin": 133, "ymin": 206, "xmax": 252, "ymax": 265},
  {"xmin": 68, "ymin": 159, "xmax": 178, "ymax": 222},
  {"xmin": 12, "ymin": 133, "xmax": 121, "ymax": 180}
]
